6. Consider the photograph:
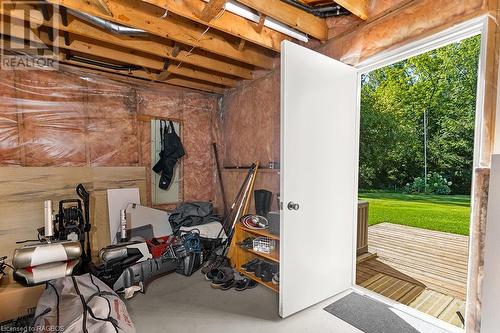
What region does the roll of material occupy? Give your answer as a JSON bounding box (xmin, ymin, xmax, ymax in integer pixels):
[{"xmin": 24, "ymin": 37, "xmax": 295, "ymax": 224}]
[
  {"xmin": 44, "ymin": 200, "xmax": 54, "ymax": 238},
  {"xmin": 13, "ymin": 259, "xmax": 80, "ymax": 286},
  {"xmin": 120, "ymin": 209, "xmax": 127, "ymax": 241},
  {"xmin": 12, "ymin": 241, "xmax": 82, "ymax": 269}
]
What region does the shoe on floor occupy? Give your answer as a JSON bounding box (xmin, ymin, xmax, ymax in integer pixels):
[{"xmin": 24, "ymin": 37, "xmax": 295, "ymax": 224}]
[
  {"xmin": 220, "ymin": 279, "xmax": 236, "ymax": 291},
  {"xmin": 205, "ymin": 268, "xmax": 220, "ymax": 281},
  {"xmin": 234, "ymin": 278, "xmax": 258, "ymax": 291},
  {"xmin": 201, "ymin": 255, "xmax": 229, "ymax": 275},
  {"xmin": 211, "ymin": 267, "xmax": 235, "ymax": 288}
]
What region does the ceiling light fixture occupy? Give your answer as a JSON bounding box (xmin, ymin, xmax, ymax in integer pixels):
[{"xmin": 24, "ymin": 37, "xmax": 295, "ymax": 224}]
[{"xmin": 203, "ymin": 0, "xmax": 309, "ymax": 43}]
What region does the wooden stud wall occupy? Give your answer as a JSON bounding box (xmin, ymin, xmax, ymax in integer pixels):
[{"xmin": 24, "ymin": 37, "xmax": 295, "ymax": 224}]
[{"xmin": 0, "ymin": 167, "xmax": 147, "ymax": 260}]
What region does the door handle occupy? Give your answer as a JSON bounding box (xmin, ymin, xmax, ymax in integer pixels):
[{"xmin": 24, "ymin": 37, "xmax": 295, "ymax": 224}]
[{"xmin": 287, "ymin": 202, "xmax": 300, "ymax": 211}]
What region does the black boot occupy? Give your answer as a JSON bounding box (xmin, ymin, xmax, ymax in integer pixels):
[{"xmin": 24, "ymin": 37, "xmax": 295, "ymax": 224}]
[{"xmin": 254, "ymin": 189, "xmax": 272, "ymax": 217}]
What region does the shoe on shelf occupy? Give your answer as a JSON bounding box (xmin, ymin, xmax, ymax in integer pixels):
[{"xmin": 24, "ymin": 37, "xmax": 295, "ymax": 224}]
[
  {"xmin": 260, "ymin": 268, "xmax": 273, "ymax": 283},
  {"xmin": 243, "ymin": 259, "xmax": 262, "ymax": 272},
  {"xmin": 254, "ymin": 261, "xmax": 273, "ymax": 282},
  {"xmin": 237, "ymin": 237, "xmax": 255, "ymax": 250},
  {"xmin": 272, "ymin": 273, "xmax": 279, "ymax": 285},
  {"xmin": 252, "ymin": 260, "xmax": 266, "ymax": 275}
]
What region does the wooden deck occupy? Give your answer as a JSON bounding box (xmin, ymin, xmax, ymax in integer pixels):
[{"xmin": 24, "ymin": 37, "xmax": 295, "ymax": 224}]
[{"xmin": 356, "ymin": 223, "xmax": 469, "ymax": 327}]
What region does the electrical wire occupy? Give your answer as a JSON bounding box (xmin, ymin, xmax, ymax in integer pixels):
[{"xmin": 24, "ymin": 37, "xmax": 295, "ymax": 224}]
[{"xmin": 172, "ymin": 7, "xmax": 227, "ymax": 71}]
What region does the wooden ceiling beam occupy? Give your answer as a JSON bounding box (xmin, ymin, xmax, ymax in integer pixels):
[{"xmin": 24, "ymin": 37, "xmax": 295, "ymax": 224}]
[
  {"xmin": 199, "ymin": 0, "xmax": 227, "ymax": 22},
  {"xmin": 0, "ymin": 6, "xmax": 254, "ymax": 79},
  {"xmin": 234, "ymin": 0, "xmax": 327, "ymax": 41},
  {"xmin": 1, "ymin": 17, "xmax": 236, "ymax": 87},
  {"xmin": 93, "ymin": 0, "xmax": 113, "ymax": 17},
  {"xmin": 62, "ymin": 38, "xmax": 237, "ymax": 87},
  {"xmin": 2, "ymin": 37, "xmax": 223, "ymax": 93},
  {"xmin": 335, "ymin": 0, "xmax": 369, "ymax": 20},
  {"xmin": 140, "ymin": 0, "xmax": 291, "ymax": 52},
  {"xmin": 45, "ymin": 0, "xmax": 275, "ymax": 69},
  {"xmin": 61, "ymin": 55, "xmax": 225, "ymax": 94}
]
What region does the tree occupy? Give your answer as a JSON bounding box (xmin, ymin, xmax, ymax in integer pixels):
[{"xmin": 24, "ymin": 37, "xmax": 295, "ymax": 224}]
[{"xmin": 359, "ymin": 35, "xmax": 480, "ymax": 194}]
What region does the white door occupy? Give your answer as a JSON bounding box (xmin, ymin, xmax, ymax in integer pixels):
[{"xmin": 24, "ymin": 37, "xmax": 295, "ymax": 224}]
[{"xmin": 280, "ymin": 41, "xmax": 359, "ymax": 318}]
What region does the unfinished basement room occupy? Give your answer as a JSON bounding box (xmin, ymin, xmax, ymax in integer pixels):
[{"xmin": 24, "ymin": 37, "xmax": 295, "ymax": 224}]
[{"xmin": 0, "ymin": 0, "xmax": 499, "ymax": 333}]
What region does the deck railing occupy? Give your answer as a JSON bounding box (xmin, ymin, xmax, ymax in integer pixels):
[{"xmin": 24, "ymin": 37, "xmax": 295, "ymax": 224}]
[{"xmin": 357, "ymin": 201, "xmax": 369, "ymax": 255}]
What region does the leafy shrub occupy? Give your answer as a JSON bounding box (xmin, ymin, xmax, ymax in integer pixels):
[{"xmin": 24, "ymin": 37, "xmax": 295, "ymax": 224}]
[{"xmin": 403, "ymin": 172, "xmax": 452, "ymax": 195}]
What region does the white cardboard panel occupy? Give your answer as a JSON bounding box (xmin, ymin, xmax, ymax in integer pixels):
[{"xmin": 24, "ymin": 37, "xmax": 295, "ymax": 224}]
[{"xmin": 125, "ymin": 203, "xmax": 172, "ymax": 238}]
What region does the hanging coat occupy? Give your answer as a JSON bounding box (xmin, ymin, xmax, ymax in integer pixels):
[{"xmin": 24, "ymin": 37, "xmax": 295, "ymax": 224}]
[{"xmin": 152, "ymin": 120, "xmax": 185, "ymax": 190}]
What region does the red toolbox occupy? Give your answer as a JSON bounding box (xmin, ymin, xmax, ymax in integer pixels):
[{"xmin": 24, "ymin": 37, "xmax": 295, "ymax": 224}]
[{"xmin": 146, "ymin": 236, "xmax": 177, "ymax": 258}]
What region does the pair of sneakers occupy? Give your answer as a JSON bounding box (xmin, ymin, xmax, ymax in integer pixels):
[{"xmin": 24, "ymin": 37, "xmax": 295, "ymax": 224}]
[
  {"xmin": 205, "ymin": 267, "xmax": 258, "ymax": 291},
  {"xmin": 242, "ymin": 258, "xmax": 278, "ymax": 283}
]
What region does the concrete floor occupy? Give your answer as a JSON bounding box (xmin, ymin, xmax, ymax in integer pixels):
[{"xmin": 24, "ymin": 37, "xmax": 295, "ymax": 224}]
[
  {"xmin": 126, "ymin": 272, "xmax": 362, "ymax": 333},
  {"xmin": 125, "ymin": 272, "xmax": 457, "ymax": 333}
]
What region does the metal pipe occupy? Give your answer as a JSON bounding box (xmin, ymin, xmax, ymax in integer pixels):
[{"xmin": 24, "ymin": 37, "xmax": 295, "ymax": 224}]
[
  {"xmin": 280, "ymin": 0, "xmax": 350, "ymax": 18},
  {"xmin": 120, "ymin": 209, "xmax": 127, "ymax": 242},
  {"xmin": 44, "ymin": 200, "xmax": 54, "ymax": 239},
  {"xmin": 68, "ymin": 55, "xmax": 143, "ymax": 71},
  {"xmin": 68, "ymin": 9, "xmax": 148, "ymax": 36}
]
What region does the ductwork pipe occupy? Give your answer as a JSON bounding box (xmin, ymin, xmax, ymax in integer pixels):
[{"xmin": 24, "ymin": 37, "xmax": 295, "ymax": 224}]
[
  {"xmin": 68, "ymin": 9, "xmax": 148, "ymax": 36},
  {"xmin": 68, "ymin": 55, "xmax": 143, "ymax": 71},
  {"xmin": 280, "ymin": 0, "xmax": 350, "ymax": 18}
]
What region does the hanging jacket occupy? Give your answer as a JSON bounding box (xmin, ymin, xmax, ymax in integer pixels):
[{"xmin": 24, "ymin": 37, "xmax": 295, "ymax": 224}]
[{"xmin": 152, "ymin": 120, "xmax": 185, "ymax": 190}]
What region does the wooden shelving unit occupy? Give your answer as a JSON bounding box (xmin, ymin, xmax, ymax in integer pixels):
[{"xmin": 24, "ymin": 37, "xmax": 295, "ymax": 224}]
[{"xmin": 232, "ymin": 223, "xmax": 279, "ymax": 293}]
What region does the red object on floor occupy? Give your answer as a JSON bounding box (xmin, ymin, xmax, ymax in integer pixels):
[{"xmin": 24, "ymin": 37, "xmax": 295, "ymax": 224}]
[{"xmin": 146, "ymin": 236, "xmax": 177, "ymax": 258}]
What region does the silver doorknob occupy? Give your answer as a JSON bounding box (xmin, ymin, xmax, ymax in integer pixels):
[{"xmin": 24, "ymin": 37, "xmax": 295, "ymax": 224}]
[{"xmin": 287, "ymin": 202, "xmax": 299, "ymax": 211}]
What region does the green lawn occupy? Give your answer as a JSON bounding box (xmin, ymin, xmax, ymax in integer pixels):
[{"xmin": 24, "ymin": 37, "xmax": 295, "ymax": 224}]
[{"xmin": 358, "ymin": 191, "xmax": 471, "ymax": 235}]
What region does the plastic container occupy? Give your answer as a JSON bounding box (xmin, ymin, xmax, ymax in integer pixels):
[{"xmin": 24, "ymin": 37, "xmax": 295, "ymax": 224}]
[
  {"xmin": 252, "ymin": 237, "xmax": 276, "ymax": 254},
  {"xmin": 146, "ymin": 236, "xmax": 177, "ymax": 258}
]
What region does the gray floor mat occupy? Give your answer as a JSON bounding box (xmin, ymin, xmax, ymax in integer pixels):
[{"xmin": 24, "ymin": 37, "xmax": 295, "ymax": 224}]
[{"xmin": 324, "ymin": 293, "xmax": 421, "ymax": 333}]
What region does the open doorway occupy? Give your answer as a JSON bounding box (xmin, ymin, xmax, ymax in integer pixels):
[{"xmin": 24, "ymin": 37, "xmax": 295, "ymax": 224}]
[{"xmin": 354, "ymin": 34, "xmax": 482, "ymax": 328}]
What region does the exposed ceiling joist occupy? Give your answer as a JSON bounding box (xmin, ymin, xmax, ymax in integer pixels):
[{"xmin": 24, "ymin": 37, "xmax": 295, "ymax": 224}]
[
  {"xmin": 234, "ymin": 0, "xmax": 327, "ymax": 41},
  {"xmin": 2, "ymin": 37, "xmax": 224, "ymax": 94},
  {"xmin": 2, "ymin": 16, "xmax": 236, "ymax": 87},
  {"xmin": 61, "ymin": 55, "xmax": 225, "ymax": 93},
  {"xmin": 199, "ymin": 0, "xmax": 227, "ymax": 22},
  {"xmin": 93, "ymin": 0, "xmax": 113, "ymax": 16},
  {"xmin": 45, "ymin": 0, "xmax": 275, "ymax": 69},
  {"xmin": 141, "ymin": 0, "xmax": 291, "ymax": 52},
  {"xmin": 334, "ymin": 0, "xmax": 369, "ymax": 20},
  {"xmin": 0, "ymin": 6, "xmax": 254, "ymax": 79}
]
